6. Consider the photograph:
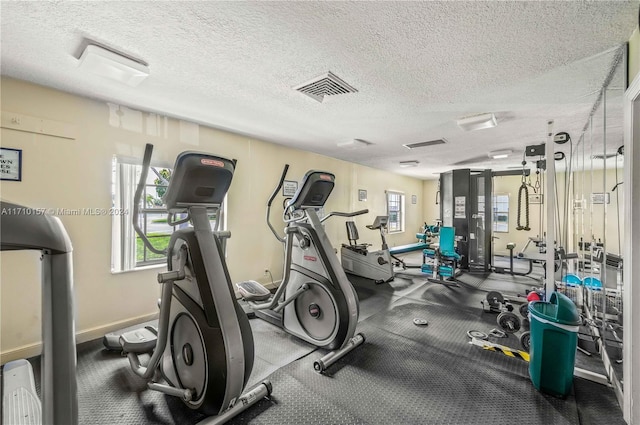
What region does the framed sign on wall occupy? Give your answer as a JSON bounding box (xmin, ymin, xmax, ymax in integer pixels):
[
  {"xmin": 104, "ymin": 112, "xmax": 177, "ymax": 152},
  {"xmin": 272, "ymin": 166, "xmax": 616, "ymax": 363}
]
[
  {"xmin": 358, "ymin": 189, "xmax": 367, "ymax": 202},
  {"xmin": 0, "ymin": 148, "xmax": 22, "ymax": 181},
  {"xmin": 282, "ymin": 180, "xmax": 298, "ymax": 197}
]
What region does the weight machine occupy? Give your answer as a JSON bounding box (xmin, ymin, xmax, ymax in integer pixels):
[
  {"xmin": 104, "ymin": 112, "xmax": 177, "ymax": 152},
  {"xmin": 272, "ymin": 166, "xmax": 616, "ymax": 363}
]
[{"xmin": 439, "ymin": 169, "xmax": 493, "ymax": 273}]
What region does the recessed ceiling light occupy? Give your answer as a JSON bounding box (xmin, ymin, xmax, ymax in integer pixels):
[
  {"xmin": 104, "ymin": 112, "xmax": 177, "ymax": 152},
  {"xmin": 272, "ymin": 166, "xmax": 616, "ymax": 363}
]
[
  {"xmin": 456, "ymin": 113, "xmax": 497, "ymax": 131},
  {"xmin": 403, "ymin": 139, "xmax": 447, "ymax": 149},
  {"xmin": 399, "ymin": 160, "xmax": 419, "ymax": 168},
  {"xmin": 78, "ymin": 44, "xmax": 149, "ymax": 87},
  {"xmin": 488, "ymin": 149, "xmax": 513, "ymax": 159}
]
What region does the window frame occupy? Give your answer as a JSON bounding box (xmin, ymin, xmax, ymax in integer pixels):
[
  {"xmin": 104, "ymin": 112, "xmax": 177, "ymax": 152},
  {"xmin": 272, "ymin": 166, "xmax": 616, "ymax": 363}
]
[
  {"xmin": 492, "ymin": 193, "xmax": 509, "ymax": 233},
  {"xmin": 386, "ymin": 190, "xmax": 405, "ymax": 233}
]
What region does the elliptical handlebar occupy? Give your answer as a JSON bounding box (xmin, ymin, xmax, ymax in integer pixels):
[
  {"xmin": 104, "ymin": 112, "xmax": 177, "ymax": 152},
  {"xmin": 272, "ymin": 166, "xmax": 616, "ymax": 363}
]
[
  {"xmin": 133, "ymin": 144, "xmax": 168, "ymax": 255},
  {"xmin": 320, "ymin": 209, "xmax": 369, "ymax": 223},
  {"xmin": 266, "ymin": 164, "xmax": 289, "ymax": 243},
  {"xmin": 167, "ymin": 213, "xmax": 190, "ymax": 227}
]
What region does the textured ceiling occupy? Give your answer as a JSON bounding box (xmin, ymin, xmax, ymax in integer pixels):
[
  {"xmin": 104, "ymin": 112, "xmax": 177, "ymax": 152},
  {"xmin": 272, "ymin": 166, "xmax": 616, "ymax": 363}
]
[{"xmin": 1, "ymin": 1, "xmax": 637, "ymax": 179}]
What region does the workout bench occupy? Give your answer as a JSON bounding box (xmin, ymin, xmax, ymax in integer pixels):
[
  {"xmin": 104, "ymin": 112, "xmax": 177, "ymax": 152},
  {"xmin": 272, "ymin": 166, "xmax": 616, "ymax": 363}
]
[{"xmin": 389, "ymin": 232, "xmax": 430, "ymax": 269}]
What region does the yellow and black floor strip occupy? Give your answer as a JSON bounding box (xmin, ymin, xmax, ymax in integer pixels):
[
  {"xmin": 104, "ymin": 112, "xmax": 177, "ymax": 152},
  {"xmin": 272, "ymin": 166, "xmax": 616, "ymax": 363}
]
[{"xmin": 468, "ymin": 335, "xmax": 530, "ymax": 362}]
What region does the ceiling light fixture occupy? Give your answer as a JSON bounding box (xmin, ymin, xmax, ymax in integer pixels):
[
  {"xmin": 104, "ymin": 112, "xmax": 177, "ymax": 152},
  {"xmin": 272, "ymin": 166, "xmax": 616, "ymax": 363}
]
[
  {"xmin": 399, "ymin": 160, "xmax": 419, "ymax": 168},
  {"xmin": 403, "ymin": 139, "xmax": 447, "ymax": 149},
  {"xmin": 337, "ymin": 139, "xmax": 371, "ymax": 149},
  {"xmin": 78, "ymin": 44, "xmax": 149, "ymax": 87},
  {"xmin": 488, "ymin": 149, "xmax": 513, "ymax": 159},
  {"xmin": 456, "ymin": 113, "xmax": 497, "ymax": 131}
]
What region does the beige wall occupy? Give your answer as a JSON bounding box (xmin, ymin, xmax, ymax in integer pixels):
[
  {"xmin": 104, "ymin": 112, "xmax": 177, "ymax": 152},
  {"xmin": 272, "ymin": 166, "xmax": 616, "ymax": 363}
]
[
  {"xmin": 0, "ymin": 77, "xmax": 425, "ymax": 360},
  {"xmin": 421, "ymin": 179, "xmax": 440, "ymax": 225},
  {"xmin": 630, "ymin": 27, "xmax": 640, "ymax": 84},
  {"xmin": 419, "ymin": 169, "xmax": 624, "ymax": 260},
  {"xmin": 492, "ymin": 175, "xmax": 543, "ymax": 255},
  {"xmin": 492, "ymin": 169, "xmax": 624, "ymax": 257}
]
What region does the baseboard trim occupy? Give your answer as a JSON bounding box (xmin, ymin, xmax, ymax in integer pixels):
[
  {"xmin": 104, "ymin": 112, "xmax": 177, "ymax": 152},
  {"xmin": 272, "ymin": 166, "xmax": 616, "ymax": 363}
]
[
  {"xmin": 1, "ymin": 312, "xmax": 158, "ymax": 364},
  {"xmin": 1, "ymin": 280, "xmax": 281, "ymax": 365},
  {"xmin": 263, "ymin": 279, "xmax": 282, "ymax": 291}
]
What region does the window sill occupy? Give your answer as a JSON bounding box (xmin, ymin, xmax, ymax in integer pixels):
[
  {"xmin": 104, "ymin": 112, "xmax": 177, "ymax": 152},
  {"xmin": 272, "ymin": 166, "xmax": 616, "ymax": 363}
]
[
  {"xmin": 111, "ymin": 263, "xmax": 166, "ymax": 275},
  {"xmin": 388, "ymin": 230, "xmax": 405, "ymax": 235}
]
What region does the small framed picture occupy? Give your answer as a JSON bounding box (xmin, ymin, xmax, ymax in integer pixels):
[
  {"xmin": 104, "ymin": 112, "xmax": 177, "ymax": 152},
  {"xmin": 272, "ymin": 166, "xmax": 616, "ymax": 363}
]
[
  {"xmin": 411, "ymin": 195, "xmax": 417, "ymax": 205},
  {"xmin": 358, "ymin": 189, "xmax": 367, "ymax": 202},
  {"xmin": 282, "ymin": 180, "xmax": 298, "ymax": 197},
  {"xmin": 591, "ymin": 193, "xmax": 610, "ymax": 205},
  {"xmin": 0, "ymin": 148, "xmax": 22, "ymax": 182}
]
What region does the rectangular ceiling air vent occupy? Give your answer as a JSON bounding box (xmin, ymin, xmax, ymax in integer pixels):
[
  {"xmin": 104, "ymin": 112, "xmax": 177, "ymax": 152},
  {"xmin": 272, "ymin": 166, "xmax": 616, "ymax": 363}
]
[
  {"xmin": 402, "ymin": 139, "xmax": 447, "ymax": 149},
  {"xmin": 293, "ymin": 71, "xmax": 358, "ymax": 103}
]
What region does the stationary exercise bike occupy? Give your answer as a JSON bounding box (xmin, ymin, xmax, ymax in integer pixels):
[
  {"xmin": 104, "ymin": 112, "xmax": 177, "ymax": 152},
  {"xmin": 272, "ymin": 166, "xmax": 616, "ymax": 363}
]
[
  {"xmin": 237, "ymin": 165, "xmax": 366, "ymax": 373},
  {"xmin": 115, "ymin": 144, "xmax": 270, "ymax": 423},
  {"xmin": 341, "ymin": 215, "xmax": 394, "ymax": 284}
]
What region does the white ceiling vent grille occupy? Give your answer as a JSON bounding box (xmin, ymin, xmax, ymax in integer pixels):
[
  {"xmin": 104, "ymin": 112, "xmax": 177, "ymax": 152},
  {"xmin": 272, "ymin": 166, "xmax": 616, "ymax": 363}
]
[
  {"xmin": 402, "ymin": 139, "xmax": 447, "ymax": 149},
  {"xmin": 293, "ymin": 71, "xmax": 358, "ymax": 102}
]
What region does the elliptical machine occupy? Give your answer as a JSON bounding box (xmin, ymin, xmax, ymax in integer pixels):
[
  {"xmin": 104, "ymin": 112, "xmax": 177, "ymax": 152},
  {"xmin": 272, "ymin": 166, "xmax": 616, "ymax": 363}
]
[
  {"xmin": 340, "ymin": 216, "xmax": 394, "ymax": 284},
  {"xmin": 117, "ymin": 144, "xmax": 270, "ymax": 423},
  {"xmin": 237, "ymin": 165, "xmax": 366, "ymax": 373}
]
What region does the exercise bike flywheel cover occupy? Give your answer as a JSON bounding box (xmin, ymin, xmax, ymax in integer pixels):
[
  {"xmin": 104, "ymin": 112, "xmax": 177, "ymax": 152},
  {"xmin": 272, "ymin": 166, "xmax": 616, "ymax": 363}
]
[{"xmin": 467, "ymin": 330, "xmax": 488, "ymax": 340}]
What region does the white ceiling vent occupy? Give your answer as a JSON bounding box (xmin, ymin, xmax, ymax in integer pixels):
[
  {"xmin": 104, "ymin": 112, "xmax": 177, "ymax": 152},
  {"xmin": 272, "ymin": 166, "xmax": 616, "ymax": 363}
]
[
  {"xmin": 402, "ymin": 139, "xmax": 447, "ymax": 149},
  {"xmin": 293, "ymin": 71, "xmax": 358, "ymax": 102}
]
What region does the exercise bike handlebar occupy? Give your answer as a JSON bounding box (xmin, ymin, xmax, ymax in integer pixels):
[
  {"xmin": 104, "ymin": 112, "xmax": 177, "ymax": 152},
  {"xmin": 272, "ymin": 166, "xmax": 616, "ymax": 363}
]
[
  {"xmin": 133, "ymin": 144, "xmax": 168, "ymax": 255},
  {"xmin": 320, "ymin": 209, "xmax": 369, "ymax": 223},
  {"xmin": 266, "ymin": 164, "xmax": 289, "ymax": 243}
]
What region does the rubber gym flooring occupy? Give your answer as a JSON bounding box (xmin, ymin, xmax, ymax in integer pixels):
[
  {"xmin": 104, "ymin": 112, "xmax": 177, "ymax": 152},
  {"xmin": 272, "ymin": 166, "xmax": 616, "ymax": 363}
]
[{"xmin": 29, "ymin": 256, "xmax": 623, "ymax": 424}]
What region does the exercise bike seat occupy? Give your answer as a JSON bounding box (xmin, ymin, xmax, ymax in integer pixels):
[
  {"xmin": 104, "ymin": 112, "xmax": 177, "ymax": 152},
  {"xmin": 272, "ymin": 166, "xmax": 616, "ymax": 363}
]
[{"xmin": 236, "ymin": 280, "xmax": 272, "ymax": 302}]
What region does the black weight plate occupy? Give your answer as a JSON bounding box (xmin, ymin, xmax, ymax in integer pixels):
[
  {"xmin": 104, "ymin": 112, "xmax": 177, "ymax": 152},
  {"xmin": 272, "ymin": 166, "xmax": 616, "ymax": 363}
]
[
  {"xmin": 497, "ymin": 311, "xmax": 521, "ymax": 334},
  {"xmin": 519, "ymin": 303, "xmax": 529, "ymax": 318},
  {"xmin": 486, "ymin": 291, "xmax": 504, "ymax": 306},
  {"xmin": 520, "ymin": 331, "xmax": 531, "ymax": 351}
]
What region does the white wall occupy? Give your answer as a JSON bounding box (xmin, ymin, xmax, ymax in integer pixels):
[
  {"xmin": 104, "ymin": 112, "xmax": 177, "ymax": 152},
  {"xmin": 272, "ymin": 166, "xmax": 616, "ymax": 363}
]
[{"xmin": 0, "ymin": 77, "xmax": 425, "ymax": 361}]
